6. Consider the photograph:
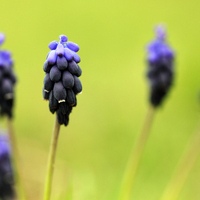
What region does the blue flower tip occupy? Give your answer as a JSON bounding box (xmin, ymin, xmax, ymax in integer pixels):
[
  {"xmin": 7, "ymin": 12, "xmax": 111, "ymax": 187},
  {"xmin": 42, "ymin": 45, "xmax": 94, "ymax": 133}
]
[
  {"xmin": 59, "ymin": 35, "xmax": 68, "ymax": 43},
  {"xmin": 0, "ymin": 33, "xmax": 5, "ymax": 45},
  {"xmin": 67, "ymin": 42, "xmax": 80, "ymax": 52},
  {"xmin": 48, "ymin": 41, "xmax": 58, "ymax": 50},
  {"xmin": 155, "ymin": 25, "xmax": 166, "ymax": 41}
]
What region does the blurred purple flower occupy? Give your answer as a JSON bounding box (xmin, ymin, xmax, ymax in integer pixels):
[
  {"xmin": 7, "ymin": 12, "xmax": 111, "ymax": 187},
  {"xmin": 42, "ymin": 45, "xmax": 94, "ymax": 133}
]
[
  {"xmin": 146, "ymin": 25, "xmax": 174, "ymax": 107},
  {"xmin": 0, "ymin": 134, "xmax": 15, "ymax": 200},
  {"xmin": 0, "ymin": 33, "xmax": 17, "ymax": 118}
]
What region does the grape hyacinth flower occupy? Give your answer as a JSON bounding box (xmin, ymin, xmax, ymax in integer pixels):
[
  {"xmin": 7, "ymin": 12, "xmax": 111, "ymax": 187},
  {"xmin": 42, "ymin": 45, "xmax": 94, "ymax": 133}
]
[
  {"xmin": 0, "ymin": 33, "xmax": 26, "ymax": 200},
  {"xmin": 43, "ymin": 35, "xmax": 82, "ymax": 200},
  {"xmin": 119, "ymin": 26, "xmax": 175, "ymax": 200},
  {"xmin": 0, "ymin": 33, "xmax": 16, "ymax": 118},
  {"xmin": 147, "ymin": 26, "xmax": 174, "ymax": 107},
  {"xmin": 43, "ymin": 35, "xmax": 82, "ymax": 126},
  {"xmin": 0, "ymin": 134, "xmax": 15, "ymax": 200}
]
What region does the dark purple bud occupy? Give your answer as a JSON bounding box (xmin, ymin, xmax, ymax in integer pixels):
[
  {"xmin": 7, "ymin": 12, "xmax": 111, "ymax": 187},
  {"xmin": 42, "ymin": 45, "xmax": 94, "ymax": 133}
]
[
  {"xmin": 66, "ymin": 89, "xmax": 76, "ymax": 106},
  {"xmin": 73, "ymin": 76, "xmax": 82, "ymax": 94},
  {"xmin": 56, "ymin": 43, "xmax": 64, "ymax": 56},
  {"xmin": 64, "ymin": 116, "xmax": 70, "ymax": 126},
  {"xmin": 73, "ymin": 52, "xmax": 81, "ymax": 63},
  {"xmin": 2, "ymin": 66, "xmax": 11, "ymax": 76},
  {"xmin": 49, "ymin": 91, "xmax": 58, "ymax": 114},
  {"xmin": 56, "ymin": 56, "xmax": 68, "ymax": 71},
  {"xmin": 43, "ymin": 88, "xmax": 49, "ymax": 100},
  {"xmin": 48, "ymin": 41, "xmax": 58, "ymax": 50},
  {"xmin": 59, "ymin": 35, "xmax": 68, "ymax": 43},
  {"xmin": 47, "ymin": 50, "xmax": 57, "ymax": 65},
  {"xmin": 56, "ymin": 108, "xmax": 69, "ymax": 126},
  {"xmin": 59, "ymin": 102, "xmax": 67, "ymax": 115},
  {"xmin": 64, "ymin": 48, "xmax": 74, "ymax": 61},
  {"xmin": 62, "ymin": 71, "xmax": 74, "ymax": 89},
  {"xmin": 44, "ymin": 73, "xmax": 54, "ymax": 92},
  {"xmin": 0, "ymin": 99, "xmax": 14, "ymax": 118},
  {"xmin": 67, "ymin": 61, "xmax": 78, "ymax": 75},
  {"xmin": 0, "ymin": 70, "xmax": 3, "ymax": 82},
  {"xmin": 56, "ymin": 109, "xmax": 65, "ymax": 125},
  {"xmin": 50, "ymin": 66, "xmax": 61, "ymax": 82},
  {"xmin": 43, "ymin": 60, "xmax": 52, "ymax": 73},
  {"xmin": 66, "ymin": 104, "xmax": 73, "ymax": 115},
  {"xmin": 66, "ymin": 42, "xmax": 80, "ymax": 52},
  {"xmin": 1, "ymin": 79, "xmax": 13, "ymax": 96},
  {"xmin": 75, "ymin": 65, "xmax": 82, "ymax": 77},
  {"xmin": 53, "ymin": 82, "xmax": 67, "ymax": 102},
  {"xmin": 9, "ymin": 71, "xmax": 17, "ymax": 84}
]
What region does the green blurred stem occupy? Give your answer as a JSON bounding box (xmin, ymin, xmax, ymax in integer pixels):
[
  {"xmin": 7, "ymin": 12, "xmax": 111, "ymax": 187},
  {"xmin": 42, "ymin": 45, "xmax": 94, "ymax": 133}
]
[
  {"xmin": 119, "ymin": 105, "xmax": 156, "ymax": 200},
  {"xmin": 43, "ymin": 116, "xmax": 61, "ymax": 200},
  {"xmin": 7, "ymin": 117, "xmax": 28, "ymax": 200},
  {"xmin": 160, "ymin": 121, "xmax": 200, "ymax": 200}
]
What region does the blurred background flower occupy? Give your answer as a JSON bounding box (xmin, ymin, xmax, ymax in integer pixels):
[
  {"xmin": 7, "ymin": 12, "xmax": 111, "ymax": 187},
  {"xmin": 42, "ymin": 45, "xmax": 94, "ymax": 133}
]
[
  {"xmin": 0, "ymin": 134, "xmax": 15, "ymax": 200},
  {"xmin": 0, "ymin": 0, "xmax": 200, "ymax": 200}
]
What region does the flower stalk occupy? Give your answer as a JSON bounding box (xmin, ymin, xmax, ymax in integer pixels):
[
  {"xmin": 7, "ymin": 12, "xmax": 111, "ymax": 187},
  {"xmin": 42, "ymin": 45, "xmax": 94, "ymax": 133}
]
[
  {"xmin": 43, "ymin": 116, "xmax": 60, "ymax": 200},
  {"xmin": 119, "ymin": 105, "xmax": 156, "ymax": 200}
]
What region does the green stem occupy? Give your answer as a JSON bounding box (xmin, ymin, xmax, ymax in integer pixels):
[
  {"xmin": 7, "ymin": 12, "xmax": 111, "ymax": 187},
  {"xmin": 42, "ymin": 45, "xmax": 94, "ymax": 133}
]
[
  {"xmin": 7, "ymin": 117, "xmax": 28, "ymax": 200},
  {"xmin": 43, "ymin": 116, "xmax": 61, "ymax": 200},
  {"xmin": 160, "ymin": 121, "xmax": 200, "ymax": 200},
  {"xmin": 119, "ymin": 106, "xmax": 156, "ymax": 200}
]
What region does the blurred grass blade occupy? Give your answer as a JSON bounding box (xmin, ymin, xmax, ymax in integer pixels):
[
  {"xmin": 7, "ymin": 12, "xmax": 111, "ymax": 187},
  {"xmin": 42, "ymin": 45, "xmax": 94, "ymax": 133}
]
[
  {"xmin": 160, "ymin": 121, "xmax": 200, "ymax": 200},
  {"xmin": 119, "ymin": 106, "xmax": 156, "ymax": 200}
]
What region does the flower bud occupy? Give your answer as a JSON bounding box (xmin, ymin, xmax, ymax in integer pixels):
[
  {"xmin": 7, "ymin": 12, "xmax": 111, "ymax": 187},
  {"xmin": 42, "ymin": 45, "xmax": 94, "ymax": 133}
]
[
  {"xmin": 62, "ymin": 71, "xmax": 74, "ymax": 89},
  {"xmin": 73, "ymin": 76, "xmax": 82, "ymax": 94},
  {"xmin": 50, "ymin": 66, "xmax": 62, "ymax": 82},
  {"xmin": 56, "ymin": 56, "xmax": 68, "ymax": 71}
]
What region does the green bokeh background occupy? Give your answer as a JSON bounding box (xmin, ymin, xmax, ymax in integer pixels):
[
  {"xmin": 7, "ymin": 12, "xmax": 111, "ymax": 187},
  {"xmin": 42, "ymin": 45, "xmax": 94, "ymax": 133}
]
[{"xmin": 0, "ymin": 0, "xmax": 200, "ymax": 199}]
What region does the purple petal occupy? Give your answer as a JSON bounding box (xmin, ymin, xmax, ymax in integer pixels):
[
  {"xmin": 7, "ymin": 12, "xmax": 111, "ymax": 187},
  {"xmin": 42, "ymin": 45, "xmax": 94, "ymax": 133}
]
[
  {"xmin": 66, "ymin": 41, "xmax": 79, "ymax": 52},
  {"xmin": 47, "ymin": 50, "xmax": 57, "ymax": 65},
  {"xmin": 73, "ymin": 52, "xmax": 81, "ymax": 63},
  {"xmin": 64, "ymin": 48, "xmax": 74, "ymax": 61},
  {"xmin": 59, "ymin": 35, "xmax": 68, "ymax": 42},
  {"xmin": 56, "ymin": 43, "xmax": 64, "ymax": 56},
  {"xmin": 48, "ymin": 41, "xmax": 58, "ymax": 50},
  {"xmin": 1, "ymin": 51, "xmax": 11, "ymax": 60},
  {"xmin": 148, "ymin": 53, "xmax": 158, "ymax": 63}
]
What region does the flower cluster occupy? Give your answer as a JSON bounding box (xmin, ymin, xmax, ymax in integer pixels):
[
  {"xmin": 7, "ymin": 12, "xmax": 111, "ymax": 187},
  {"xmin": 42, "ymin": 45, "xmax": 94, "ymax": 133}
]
[
  {"xmin": 0, "ymin": 33, "xmax": 17, "ymax": 118},
  {"xmin": 43, "ymin": 35, "xmax": 82, "ymax": 126},
  {"xmin": 0, "ymin": 134, "xmax": 15, "ymax": 200},
  {"xmin": 146, "ymin": 26, "xmax": 174, "ymax": 107}
]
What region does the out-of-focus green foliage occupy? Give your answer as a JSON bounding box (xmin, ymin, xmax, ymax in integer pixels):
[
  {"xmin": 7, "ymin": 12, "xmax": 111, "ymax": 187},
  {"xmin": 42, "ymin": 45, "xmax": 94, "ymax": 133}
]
[{"xmin": 0, "ymin": 0, "xmax": 200, "ymax": 199}]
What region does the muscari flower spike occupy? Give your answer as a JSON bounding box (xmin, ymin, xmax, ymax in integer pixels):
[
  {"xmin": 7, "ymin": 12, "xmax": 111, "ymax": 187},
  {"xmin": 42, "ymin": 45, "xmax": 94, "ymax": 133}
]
[
  {"xmin": 43, "ymin": 35, "xmax": 82, "ymax": 126},
  {"xmin": 0, "ymin": 134, "xmax": 15, "ymax": 200},
  {"xmin": 146, "ymin": 26, "xmax": 174, "ymax": 107},
  {"xmin": 0, "ymin": 33, "xmax": 17, "ymax": 118}
]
